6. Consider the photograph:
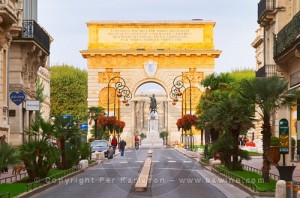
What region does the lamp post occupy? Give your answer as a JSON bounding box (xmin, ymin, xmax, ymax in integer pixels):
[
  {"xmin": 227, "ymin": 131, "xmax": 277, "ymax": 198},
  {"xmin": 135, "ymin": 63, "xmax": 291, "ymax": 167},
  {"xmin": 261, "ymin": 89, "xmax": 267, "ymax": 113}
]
[
  {"xmin": 107, "ymin": 77, "xmax": 132, "ymax": 140},
  {"xmin": 170, "ymin": 75, "xmax": 193, "ymax": 150}
]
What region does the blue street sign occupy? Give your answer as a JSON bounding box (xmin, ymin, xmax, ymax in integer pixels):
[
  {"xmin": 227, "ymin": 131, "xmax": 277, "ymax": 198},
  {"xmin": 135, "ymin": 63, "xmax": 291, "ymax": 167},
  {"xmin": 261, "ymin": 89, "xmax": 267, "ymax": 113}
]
[
  {"xmin": 61, "ymin": 114, "xmax": 74, "ymax": 128},
  {"xmin": 80, "ymin": 123, "xmax": 88, "ymax": 131},
  {"xmin": 10, "ymin": 91, "xmax": 25, "ymax": 106}
]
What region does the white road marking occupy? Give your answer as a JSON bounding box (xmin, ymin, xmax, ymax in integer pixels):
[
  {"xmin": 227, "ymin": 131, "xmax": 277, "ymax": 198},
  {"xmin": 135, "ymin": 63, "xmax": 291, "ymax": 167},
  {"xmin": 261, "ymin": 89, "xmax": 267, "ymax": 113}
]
[
  {"xmin": 135, "ymin": 161, "xmax": 144, "ymax": 163},
  {"xmin": 183, "ymin": 161, "xmax": 192, "ymax": 163},
  {"xmin": 168, "ymin": 160, "xmax": 176, "ymax": 163},
  {"xmin": 152, "ymin": 160, "xmax": 160, "ymax": 163},
  {"xmin": 119, "ymin": 161, "xmax": 128, "ymax": 164}
]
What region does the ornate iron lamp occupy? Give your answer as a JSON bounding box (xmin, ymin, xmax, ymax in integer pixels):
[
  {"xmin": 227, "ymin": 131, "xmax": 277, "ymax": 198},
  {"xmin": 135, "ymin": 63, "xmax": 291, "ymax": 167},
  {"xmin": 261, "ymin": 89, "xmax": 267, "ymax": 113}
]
[{"xmin": 170, "ymin": 75, "xmax": 194, "ymax": 150}]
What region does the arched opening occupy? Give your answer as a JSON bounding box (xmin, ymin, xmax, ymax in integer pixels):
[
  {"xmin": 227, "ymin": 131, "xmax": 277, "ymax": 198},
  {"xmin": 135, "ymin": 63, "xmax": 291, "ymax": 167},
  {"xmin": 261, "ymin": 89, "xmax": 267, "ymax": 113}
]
[
  {"xmin": 133, "ymin": 82, "xmax": 168, "ymax": 147},
  {"xmin": 135, "ymin": 82, "xmax": 166, "ymax": 95}
]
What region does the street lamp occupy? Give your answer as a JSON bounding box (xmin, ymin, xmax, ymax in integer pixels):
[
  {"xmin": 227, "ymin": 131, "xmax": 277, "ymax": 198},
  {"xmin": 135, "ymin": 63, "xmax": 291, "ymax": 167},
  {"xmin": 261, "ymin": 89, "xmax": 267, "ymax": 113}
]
[
  {"xmin": 170, "ymin": 75, "xmax": 193, "ymax": 150},
  {"xmin": 107, "ymin": 77, "xmax": 132, "ymax": 140},
  {"xmin": 107, "ymin": 76, "xmax": 132, "ymax": 117}
]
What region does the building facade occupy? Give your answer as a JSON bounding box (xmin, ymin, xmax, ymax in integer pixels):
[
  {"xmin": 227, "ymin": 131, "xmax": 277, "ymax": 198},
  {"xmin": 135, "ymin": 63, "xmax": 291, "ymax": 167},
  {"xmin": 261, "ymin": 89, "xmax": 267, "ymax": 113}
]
[
  {"xmin": 0, "ymin": 0, "xmax": 23, "ymax": 142},
  {"xmin": 0, "ymin": 0, "xmax": 51, "ymax": 145},
  {"xmin": 81, "ymin": 21, "xmax": 221, "ymax": 146},
  {"xmin": 255, "ymin": 0, "xmax": 300, "ymax": 163}
]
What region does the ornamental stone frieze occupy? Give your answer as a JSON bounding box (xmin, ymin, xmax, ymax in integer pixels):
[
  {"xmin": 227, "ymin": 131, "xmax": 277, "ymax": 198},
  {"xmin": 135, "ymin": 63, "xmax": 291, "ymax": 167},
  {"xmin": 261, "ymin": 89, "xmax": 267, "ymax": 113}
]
[
  {"xmin": 182, "ymin": 68, "xmax": 204, "ymax": 85},
  {"xmin": 98, "ymin": 68, "xmax": 120, "ymax": 83},
  {"xmin": 88, "ymin": 55, "xmax": 215, "ymax": 69},
  {"xmin": 0, "ymin": 30, "xmax": 12, "ymax": 48}
]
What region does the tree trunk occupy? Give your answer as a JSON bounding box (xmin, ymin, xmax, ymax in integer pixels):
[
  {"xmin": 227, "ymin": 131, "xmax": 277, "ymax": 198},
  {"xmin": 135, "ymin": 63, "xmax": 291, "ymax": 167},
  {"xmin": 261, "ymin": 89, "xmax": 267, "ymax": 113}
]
[
  {"xmin": 262, "ymin": 113, "xmax": 271, "ymax": 182},
  {"xmin": 59, "ymin": 137, "xmax": 66, "ymax": 169},
  {"xmin": 210, "ymin": 128, "xmax": 219, "ymax": 142},
  {"xmin": 232, "ymin": 129, "xmax": 240, "ymax": 170}
]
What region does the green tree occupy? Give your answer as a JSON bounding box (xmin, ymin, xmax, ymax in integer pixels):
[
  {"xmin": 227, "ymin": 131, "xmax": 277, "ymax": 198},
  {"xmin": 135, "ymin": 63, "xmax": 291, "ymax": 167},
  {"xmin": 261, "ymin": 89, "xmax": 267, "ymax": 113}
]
[
  {"xmin": 35, "ymin": 76, "xmax": 45, "ymax": 122},
  {"xmin": 50, "ymin": 65, "xmax": 87, "ymax": 121},
  {"xmin": 196, "ymin": 73, "xmax": 235, "ymax": 142},
  {"xmin": 88, "ymin": 106, "xmax": 106, "ymax": 139},
  {"xmin": 159, "ymin": 131, "xmax": 168, "ymax": 145},
  {"xmin": 239, "ymin": 76, "xmax": 298, "ymax": 182},
  {"xmin": 196, "ymin": 70, "xmax": 255, "ymax": 170}
]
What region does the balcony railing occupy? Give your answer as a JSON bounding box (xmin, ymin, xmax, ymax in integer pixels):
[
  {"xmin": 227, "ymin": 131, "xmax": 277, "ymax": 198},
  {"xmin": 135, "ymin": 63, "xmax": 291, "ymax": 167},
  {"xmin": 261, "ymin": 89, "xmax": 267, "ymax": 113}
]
[
  {"xmin": 256, "ymin": 64, "xmax": 278, "ymax": 77},
  {"xmin": 20, "ymin": 20, "xmax": 50, "ymax": 54},
  {"xmin": 257, "ymin": 0, "xmax": 275, "ymax": 23},
  {"xmin": 274, "ymin": 11, "xmax": 300, "ymax": 58}
]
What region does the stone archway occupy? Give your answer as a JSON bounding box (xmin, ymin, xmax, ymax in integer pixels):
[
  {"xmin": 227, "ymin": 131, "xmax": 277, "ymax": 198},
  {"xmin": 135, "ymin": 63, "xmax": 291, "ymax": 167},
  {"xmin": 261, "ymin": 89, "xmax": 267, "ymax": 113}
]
[
  {"xmin": 81, "ymin": 21, "xmax": 221, "ymax": 146},
  {"xmin": 132, "ymin": 82, "xmax": 168, "ymax": 147}
]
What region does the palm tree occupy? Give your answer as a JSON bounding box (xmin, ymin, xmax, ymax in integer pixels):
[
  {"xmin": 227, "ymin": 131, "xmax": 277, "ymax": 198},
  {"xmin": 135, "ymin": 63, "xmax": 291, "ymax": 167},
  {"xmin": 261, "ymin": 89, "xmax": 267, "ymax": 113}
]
[
  {"xmin": 212, "ymin": 93, "xmax": 254, "ymax": 170},
  {"xmin": 52, "ymin": 115, "xmax": 79, "ymax": 169},
  {"xmin": 239, "ymin": 76, "xmax": 298, "ymax": 182},
  {"xmin": 88, "ymin": 106, "xmax": 105, "ymax": 139},
  {"xmin": 19, "ymin": 119, "xmax": 59, "ymax": 181}
]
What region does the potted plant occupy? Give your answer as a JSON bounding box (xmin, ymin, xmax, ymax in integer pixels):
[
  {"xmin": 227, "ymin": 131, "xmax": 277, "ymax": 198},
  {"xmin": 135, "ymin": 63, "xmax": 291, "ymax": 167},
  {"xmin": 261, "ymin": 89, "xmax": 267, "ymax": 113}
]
[
  {"xmin": 270, "ymin": 136, "xmax": 280, "ymax": 165},
  {"xmin": 159, "ymin": 131, "xmax": 168, "ymax": 146},
  {"xmin": 176, "ymin": 114, "xmax": 197, "ymax": 131}
]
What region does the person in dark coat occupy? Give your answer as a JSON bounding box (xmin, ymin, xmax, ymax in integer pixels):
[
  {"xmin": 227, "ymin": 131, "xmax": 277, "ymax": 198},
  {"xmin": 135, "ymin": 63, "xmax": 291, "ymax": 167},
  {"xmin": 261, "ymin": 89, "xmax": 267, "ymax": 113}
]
[
  {"xmin": 107, "ymin": 146, "xmax": 114, "ymax": 159},
  {"xmin": 119, "ymin": 140, "xmax": 126, "ymax": 156}
]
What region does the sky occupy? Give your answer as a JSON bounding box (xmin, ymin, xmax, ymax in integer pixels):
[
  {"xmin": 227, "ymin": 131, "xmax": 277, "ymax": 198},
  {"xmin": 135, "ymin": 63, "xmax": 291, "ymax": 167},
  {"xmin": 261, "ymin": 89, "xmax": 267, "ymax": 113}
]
[{"xmin": 38, "ymin": 0, "xmax": 259, "ymax": 74}]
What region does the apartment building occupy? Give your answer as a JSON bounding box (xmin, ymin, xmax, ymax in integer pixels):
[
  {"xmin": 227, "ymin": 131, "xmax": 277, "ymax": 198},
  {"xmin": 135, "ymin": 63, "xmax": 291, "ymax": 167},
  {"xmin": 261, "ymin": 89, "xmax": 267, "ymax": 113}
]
[
  {"xmin": 255, "ymin": 0, "xmax": 300, "ymax": 163},
  {"xmin": 0, "ymin": 0, "xmax": 22, "ymax": 142},
  {"xmin": 0, "ymin": 0, "xmax": 51, "ymax": 145}
]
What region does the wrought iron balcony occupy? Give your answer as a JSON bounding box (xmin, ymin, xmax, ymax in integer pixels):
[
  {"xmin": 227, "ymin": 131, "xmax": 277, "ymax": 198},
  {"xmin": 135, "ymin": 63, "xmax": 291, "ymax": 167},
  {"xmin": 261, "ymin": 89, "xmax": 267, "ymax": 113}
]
[
  {"xmin": 274, "ymin": 11, "xmax": 300, "ymax": 58},
  {"xmin": 257, "ymin": 0, "xmax": 276, "ymax": 26},
  {"xmin": 256, "ymin": 64, "xmax": 279, "ymax": 77},
  {"xmin": 256, "ymin": 66, "xmax": 266, "ymax": 77},
  {"xmin": 16, "ymin": 20, "xmax": 50, "ymax": 54}
]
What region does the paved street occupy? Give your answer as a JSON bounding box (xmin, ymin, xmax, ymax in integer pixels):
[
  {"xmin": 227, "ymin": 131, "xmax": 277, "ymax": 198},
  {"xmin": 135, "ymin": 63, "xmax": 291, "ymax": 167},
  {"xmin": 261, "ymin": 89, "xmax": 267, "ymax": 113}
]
[{"xmin": 30, "ymin": 148, "xmax": 250, "ymax": 198}]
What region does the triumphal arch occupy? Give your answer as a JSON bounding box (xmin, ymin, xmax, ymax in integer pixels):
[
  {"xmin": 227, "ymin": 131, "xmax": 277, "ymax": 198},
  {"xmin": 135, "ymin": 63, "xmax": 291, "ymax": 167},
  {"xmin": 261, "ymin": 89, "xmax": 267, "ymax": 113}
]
[{"xmin": 81, "ymin": 21, "xmax": 221, "ymax": 146}]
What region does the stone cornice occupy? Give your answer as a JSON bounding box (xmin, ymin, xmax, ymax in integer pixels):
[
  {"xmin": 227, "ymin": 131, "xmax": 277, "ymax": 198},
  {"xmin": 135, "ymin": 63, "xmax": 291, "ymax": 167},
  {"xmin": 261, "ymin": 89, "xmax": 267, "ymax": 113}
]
[
  {"xmin": 81, "ymin": 49, "xmax": 222, "ymax": 58},
  {"xmin": 87, "ymin": 20, "xmax": 215, "ymax": 26}
]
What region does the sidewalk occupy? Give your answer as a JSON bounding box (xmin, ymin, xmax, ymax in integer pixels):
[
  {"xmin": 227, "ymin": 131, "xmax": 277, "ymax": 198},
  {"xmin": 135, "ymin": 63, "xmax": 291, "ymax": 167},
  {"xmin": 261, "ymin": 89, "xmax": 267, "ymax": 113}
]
[{"xmin": 0, "ymin": 168, "xmax": 27, "ymax": 183}]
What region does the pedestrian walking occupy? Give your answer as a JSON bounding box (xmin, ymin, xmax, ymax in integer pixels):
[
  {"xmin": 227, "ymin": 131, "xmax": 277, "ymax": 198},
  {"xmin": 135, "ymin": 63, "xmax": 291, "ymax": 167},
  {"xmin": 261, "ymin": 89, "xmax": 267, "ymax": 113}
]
[
  {"xmin": 111, "ymin": 136, "xmax": 118, "ymax": 154},
  {"xmin": 119, "ymin": 139, "xmax": 126, "ymax": 156},
  {"xmin": 134, "ymin": 136, "xmax": 139, "ymax": 150}
]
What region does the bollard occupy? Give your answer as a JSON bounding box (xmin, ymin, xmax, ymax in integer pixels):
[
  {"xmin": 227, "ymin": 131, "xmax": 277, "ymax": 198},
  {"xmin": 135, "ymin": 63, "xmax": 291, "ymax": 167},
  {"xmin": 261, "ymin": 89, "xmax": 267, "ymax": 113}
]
[
  {"xmin": 275, "ymin": 180, "xmax": 286, "ymax": 198},
  {"xmin": 293, "ymin": 183, "xmax": 300, "ymax": 198},
  {"xmin": 286, "ymin": 181, "xmax": 293, "ymax": 198}
]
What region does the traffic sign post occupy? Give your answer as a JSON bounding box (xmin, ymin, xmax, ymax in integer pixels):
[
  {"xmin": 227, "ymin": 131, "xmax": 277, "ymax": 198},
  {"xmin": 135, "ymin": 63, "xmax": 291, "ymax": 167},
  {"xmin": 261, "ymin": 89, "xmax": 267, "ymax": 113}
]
[
  {"xmin": 276, "ymin": 118, "xmax": 296, "ymax": 182},
  {"xmin": 279, "ymin": 118, "xmax": 289, "ymax": 166}
]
